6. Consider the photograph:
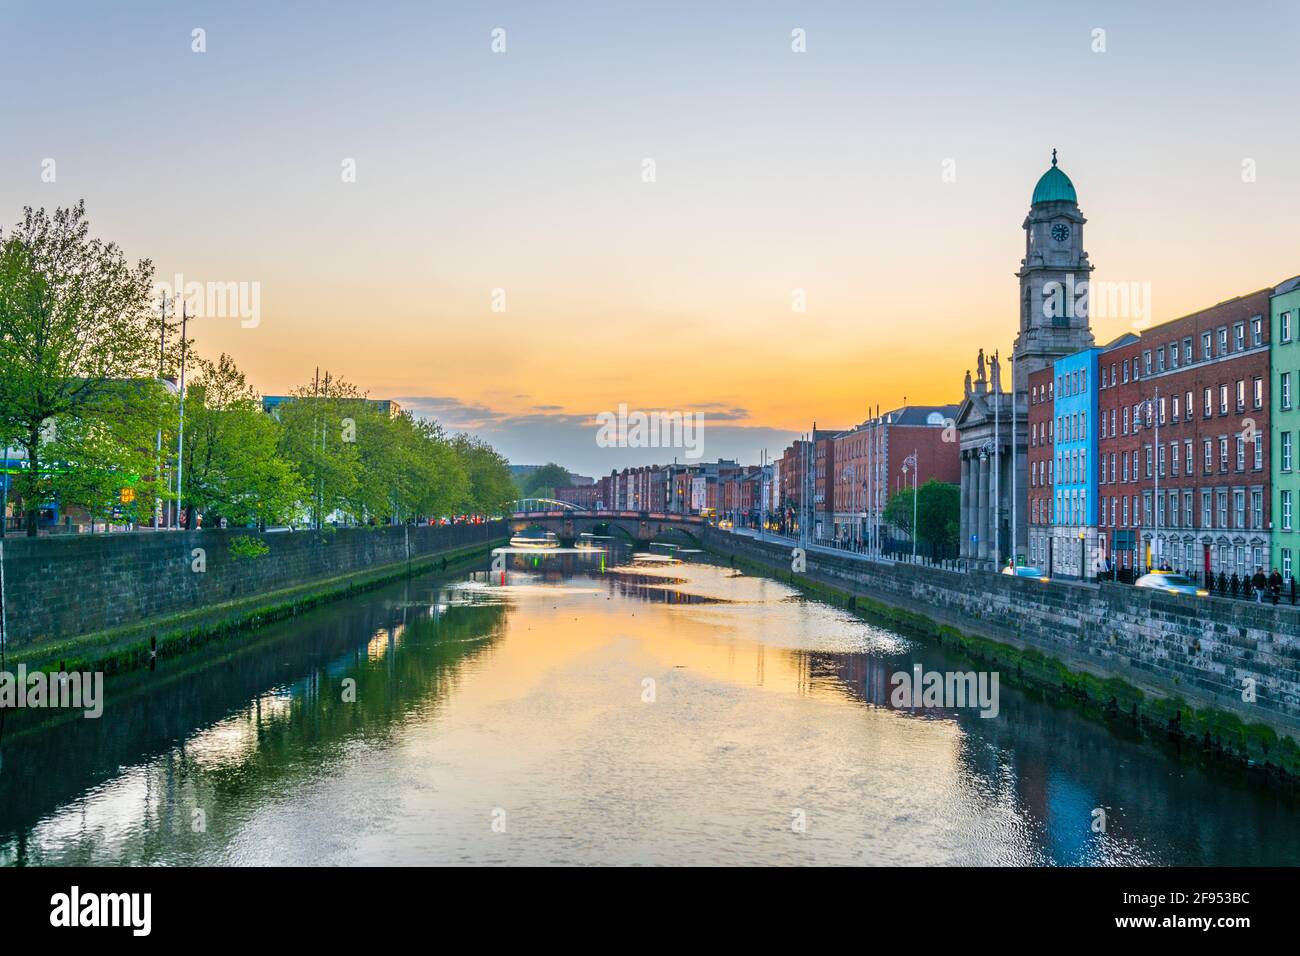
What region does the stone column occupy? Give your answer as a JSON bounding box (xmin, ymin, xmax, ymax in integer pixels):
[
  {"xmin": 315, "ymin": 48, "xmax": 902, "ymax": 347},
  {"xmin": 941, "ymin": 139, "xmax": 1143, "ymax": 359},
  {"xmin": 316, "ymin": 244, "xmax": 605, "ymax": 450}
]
[
  {"xmin": 959, "ymin": 453, "xmax": 971, "ymax": 559},
  {"xmin": 977, "ymin": 453, "xmax": 990, "ymax": 563}
]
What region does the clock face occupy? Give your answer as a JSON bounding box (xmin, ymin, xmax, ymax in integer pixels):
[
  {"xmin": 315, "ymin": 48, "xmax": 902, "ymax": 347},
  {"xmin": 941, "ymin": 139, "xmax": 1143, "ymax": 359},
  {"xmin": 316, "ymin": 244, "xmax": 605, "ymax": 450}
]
[{"xmin": 1051, "ymin": 223, "xmax": 1071, "ymax": 243}]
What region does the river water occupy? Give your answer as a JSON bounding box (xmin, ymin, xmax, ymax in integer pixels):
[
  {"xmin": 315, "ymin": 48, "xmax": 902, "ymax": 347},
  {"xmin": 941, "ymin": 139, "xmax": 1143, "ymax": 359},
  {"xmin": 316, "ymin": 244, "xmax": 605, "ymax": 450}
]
[{"xmin": 1, "ymin": 543, "xmax": 1296, "ymax": 865}]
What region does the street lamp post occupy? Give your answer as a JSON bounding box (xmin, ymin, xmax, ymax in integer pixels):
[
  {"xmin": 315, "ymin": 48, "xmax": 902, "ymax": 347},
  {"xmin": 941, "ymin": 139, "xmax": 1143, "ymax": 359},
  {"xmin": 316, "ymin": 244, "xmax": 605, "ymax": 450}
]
[
  {"xmin": 174, "ymin": 300, "xmax": 189, "ymax": 531},
  {"xmin": 903, "ymin": 451, "xmax": 919, "ymax": 561},
  {"xmin": 1138, "ymin": 387, "xmax": 1161, "ymax": 571}
]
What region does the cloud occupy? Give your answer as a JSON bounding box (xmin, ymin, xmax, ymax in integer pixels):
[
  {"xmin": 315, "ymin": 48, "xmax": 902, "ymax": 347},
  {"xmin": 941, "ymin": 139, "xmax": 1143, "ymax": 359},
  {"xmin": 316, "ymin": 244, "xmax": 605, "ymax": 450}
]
[{"xmin": 395, "ymin": 396, "xmax": 798, "ymax": 474}]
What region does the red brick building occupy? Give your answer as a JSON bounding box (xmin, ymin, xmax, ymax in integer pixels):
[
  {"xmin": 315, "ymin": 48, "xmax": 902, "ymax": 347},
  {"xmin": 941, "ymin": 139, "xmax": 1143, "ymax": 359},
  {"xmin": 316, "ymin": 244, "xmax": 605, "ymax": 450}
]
[
  {"xmin": 554, "ymin": 484, "xmax": 602, "ymax": 510},
  {"xmin": 829, "ymin": 406, "xmax": 960, "ymax": 548},
  {"xmin": 1096, "ymin": 333, "xmax": 1145, "ymax": 573},
  {"xmin": 1096, "ymin": 289, "xmax": 1272, "ymax": 578},
  {"xmin": 1027, "ymin": 366, "xmax": 1055, "ymax": 568}
]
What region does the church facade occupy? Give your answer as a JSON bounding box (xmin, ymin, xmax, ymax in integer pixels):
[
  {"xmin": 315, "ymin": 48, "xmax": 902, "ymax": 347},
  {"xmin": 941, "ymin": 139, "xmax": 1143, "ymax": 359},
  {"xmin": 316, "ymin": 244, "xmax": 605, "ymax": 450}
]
[{"xmin": 955, "ymin": 153, "xmax": 1097, "ymax": 568}]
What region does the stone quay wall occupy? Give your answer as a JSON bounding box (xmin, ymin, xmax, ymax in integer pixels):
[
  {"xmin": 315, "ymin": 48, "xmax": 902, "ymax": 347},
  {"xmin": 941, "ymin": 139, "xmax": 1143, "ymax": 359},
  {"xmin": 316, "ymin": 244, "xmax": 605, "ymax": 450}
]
[
  {"xmin": 2, "ymin": 522, "xmax": 505, "ymax": 648},
  {"xmin": 703, "ymin": 527, "xmax": 1300, "ymax": 736}
]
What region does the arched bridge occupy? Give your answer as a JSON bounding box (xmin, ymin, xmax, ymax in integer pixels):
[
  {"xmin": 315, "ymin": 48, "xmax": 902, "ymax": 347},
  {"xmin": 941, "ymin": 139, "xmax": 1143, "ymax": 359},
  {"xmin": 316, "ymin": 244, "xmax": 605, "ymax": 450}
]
[
  {"xmin": 507, "ymin": 497, "xmax": 584, "ymax": 513},
  {"xmin": 506, "ymin": 508, "xmax": 705, "ymax": 544}
]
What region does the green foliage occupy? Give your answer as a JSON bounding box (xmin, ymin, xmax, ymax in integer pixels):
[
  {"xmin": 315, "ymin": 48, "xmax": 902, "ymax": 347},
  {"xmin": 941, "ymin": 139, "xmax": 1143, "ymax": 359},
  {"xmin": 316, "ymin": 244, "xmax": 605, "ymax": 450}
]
[
  {"xmin": 0, "ymin": 202, "xmax": 160, "ymax": 534},
  {"xmin": 0, "ymin": 201, "xmax": 544, "ymax": 535},
  {"xmin": 228, "ymin": 534, "xmax": 270, "ymax": 560},
  {"xmin": 454, "ymin": 435, "xmax": 515, "ymax": 516},
  {"xmin": 884, "ymin": 479, "xmax": 959, "ymax": 550},
  {"xmin": 180, "ymin": 353, "xmax": 306, "ymax": 527},
  {"xmin": 519, "ymin": 462, "xmax": 573, "ymax": 500},
  {"xmin": 39, "ymin": 379, "xmax": 171, "ymax": 528}
]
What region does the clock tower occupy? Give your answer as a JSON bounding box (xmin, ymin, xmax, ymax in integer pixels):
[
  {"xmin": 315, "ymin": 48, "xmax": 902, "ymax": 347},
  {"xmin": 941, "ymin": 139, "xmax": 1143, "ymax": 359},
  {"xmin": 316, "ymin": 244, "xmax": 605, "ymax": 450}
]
[{"xmin": 1011, "ymin": 150, "xmax": 1095, "ymax": 393}]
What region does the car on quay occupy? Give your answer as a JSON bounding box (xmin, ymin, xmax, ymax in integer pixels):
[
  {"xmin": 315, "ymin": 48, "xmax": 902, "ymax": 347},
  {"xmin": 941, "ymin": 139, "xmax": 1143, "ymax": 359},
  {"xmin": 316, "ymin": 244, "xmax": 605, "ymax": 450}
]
[
  {"xmin": 1134, "ymin": 570, "xmax": 1209, "ymax": 597},
  {"xmin": 1001, "ymin": 565, "xmax": 1050, "ymax": 582}
]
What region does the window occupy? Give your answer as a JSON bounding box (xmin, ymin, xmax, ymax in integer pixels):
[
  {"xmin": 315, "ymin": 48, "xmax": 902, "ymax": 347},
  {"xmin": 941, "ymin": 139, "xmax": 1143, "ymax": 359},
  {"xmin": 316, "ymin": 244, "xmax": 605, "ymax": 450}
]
[
  {"xmin": 1220, "ymin": 436, "xmax": 1229, "ymax": 471},
  {"xmin": 1284, "ymin": 432, "xmax": 1294, "ymax": 471},
  {"xmin": 1157, "ymin": 349, "xmax": 1165, "ymax": 372},
  {"xmin": 1203, "ymin": 439, "xmax": 1213, "ymax": 472},
  {"xmin": 1254, "ymin": 434, "xmax": 1263, "ymax": 470},
  {"xmin": 1201, "ymin": 332, "xmax": 1212, "ymax": 360},
  {"xmin": 1252, "ymin": 491, "xmax": 1263, "ymax": 529},
  {"xmin": 1172, "ymin": 394, "xmax": 1180, "ymax": 421},
  {"xmin": 1169, "ymin": 441, "xmax": 1178, "ymax": 476},
  {"xmin": 1143, "ymin": 350, "xmax": 1153, "ymax": 374},
  {"xmin": 1184, "ymin": 440, "xmax": 1192, "ymax": 474},
  {"xmin": 1159, "ymin": 397, "xmax": 1166, "ymax": 424},
  {"xmin": 1285, "ymin": 549, "xmax": 1293, "ymax": 582},
  {"xmin": 1122, "ymin": 406, "xmax": 1129, "ymax": 434},
  {"xmin": 1145, "ymin": 445, "xmax": 1153, "ymax": 478},
  {"xmin": 1158, "ymin": 444, "xmax": 1166, "ymax": 477},
  {"xmin": 1284, "ymin": 312, "xmax": 1293, "ymax": 343},
  {"xmin": 1218, "ymin": 327, "xmax": 1228, "ymax": 356},
  {"xmin": 1170, "ymin": 343, "xmax": 1180, "ymax": 369},
  {"xmin": 1122, "ymin": 360, "xmax": 1130, "ymax": 383},
  {"xmin": 1234, "ymin": 491, "xmax": 1245, "ymax": 529},
  {"xmin": 1203, "ymin": 386, "xmax": 1212, "ymax": 417},
  {"xmin": 1254, "ymin": 376, "xmax": 1263, "ymax": 409},
  {"xmin": 1236, "ymin": 436, "xmax": 1245, "ymax": 471},
  {"xmin": 1122, "ymin": 453, "xmax": 1129, "ymax": 482},
  {"xmin": 1234, "ymin": 321, "xmax": 1245, "ymax": 351},
  {"xmin": 1184, "ymin": 492, "xmax": 1193, "ymax": 528},
  {"xmin": 1283, "ymin": 372, "xmax": 1292, "ymax": 410},
  {"xmin": 1219, "ymin": 384, "xmax": 1229, "ymax": 415},
  {"xmin": 1252, "ymin": 316, "xmax": 1263, "ymax": 346},
  {"xmin": 1202, "ymin": 491, "xmax": 1212, "ymax": 528},
  {"xmin": 1123, "ymin": 497, "xmax": 1130, "ymax": 525},
  {"xmin": 1218, "ymin": 491, "xmax": 1228, "ymax": 529},
  {"xmin": 1185, "ymin": 390, "xmax": 1193, "ymax": 417},
  {"xmin": 1236, "ymin": 380, "xmax": 1245, "ymax": 411},
  {"xmin": 1183, "ymin": 337, "xmax": 1193, "ymax": 363}
]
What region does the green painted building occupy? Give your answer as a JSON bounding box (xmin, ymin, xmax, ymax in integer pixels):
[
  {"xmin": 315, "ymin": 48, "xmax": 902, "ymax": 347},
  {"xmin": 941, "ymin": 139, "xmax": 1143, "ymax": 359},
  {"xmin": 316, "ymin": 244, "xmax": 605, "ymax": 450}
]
[{"xmin": 1271, "ymin": 275, "xmax": 1300, "ymax": 580}]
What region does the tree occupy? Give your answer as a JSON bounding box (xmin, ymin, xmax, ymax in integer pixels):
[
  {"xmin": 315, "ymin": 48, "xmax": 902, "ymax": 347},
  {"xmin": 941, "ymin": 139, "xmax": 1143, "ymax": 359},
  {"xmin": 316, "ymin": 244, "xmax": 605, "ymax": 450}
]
[
  {"xmin": 0, "ymin": 202, "xmax": 159, "ymax": 534},
  {"xmin": 453, "ymin": 435, "xmax": 514, "ymax": 516},
  {"xmin": 179, "ymin": 353, "xmax": 306, "ymax": 528},
  {"xmin": 884, "ymin": 479, "xmax": 960, "ymax": 556},
  {"xmin": 275, "ymin": 372, "xmax": 366, "ymax": 528},
  {"xmin": 41, "ymin": 379, "xmax": 171, "ymax": 530},
  {"xmin": 521, "ymin": 462, "xmax": 573, "ymax": 499}
]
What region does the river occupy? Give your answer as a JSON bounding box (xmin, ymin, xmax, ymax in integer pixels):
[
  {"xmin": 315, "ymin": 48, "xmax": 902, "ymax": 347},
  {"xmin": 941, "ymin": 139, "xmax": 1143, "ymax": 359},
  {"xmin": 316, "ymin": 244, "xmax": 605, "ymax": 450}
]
[{"xmin": 1, "ymin": 542, "xmax": 1295, "ymax": 865}]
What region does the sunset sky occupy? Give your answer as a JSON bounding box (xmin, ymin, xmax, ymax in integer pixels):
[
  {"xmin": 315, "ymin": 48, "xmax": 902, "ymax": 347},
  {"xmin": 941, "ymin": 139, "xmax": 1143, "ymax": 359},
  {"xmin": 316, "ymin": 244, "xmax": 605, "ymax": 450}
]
[{"xmin": 3, "ymin": 1, "xmax": 1298, "ymax": 474}]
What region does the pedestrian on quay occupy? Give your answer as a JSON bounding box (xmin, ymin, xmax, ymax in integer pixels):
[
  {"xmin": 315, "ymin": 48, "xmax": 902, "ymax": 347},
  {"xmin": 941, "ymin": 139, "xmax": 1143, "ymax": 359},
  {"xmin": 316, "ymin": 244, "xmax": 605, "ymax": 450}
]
[
  {"xmin": 1269, "ymin": 568, "xmax": 1283, "ymax": 605},
  {"xmin": 1252, "ymin": 566, "xmax": 1268, "ymax": 603}
]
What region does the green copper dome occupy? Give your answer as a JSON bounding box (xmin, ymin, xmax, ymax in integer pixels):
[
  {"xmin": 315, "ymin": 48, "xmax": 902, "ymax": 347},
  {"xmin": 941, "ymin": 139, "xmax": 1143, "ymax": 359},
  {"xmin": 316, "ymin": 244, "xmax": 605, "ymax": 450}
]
[{"xmin": 1031, "ymin": 152, "xmax": 1077, "ymax": 205}]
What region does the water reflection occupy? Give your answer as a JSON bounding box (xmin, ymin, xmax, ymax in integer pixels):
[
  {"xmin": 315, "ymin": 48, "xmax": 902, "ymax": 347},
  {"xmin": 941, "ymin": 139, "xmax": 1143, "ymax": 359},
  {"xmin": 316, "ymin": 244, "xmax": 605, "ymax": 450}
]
[{"xmin": 1, "ymin": 542, "xmax": 1296, "ymax": 865}]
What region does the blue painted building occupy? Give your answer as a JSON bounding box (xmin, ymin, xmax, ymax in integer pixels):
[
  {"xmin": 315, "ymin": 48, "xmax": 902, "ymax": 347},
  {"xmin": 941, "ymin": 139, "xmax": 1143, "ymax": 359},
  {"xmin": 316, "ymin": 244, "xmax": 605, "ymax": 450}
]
[{"xmin": 1050, "ymin": 347, "xmax": 1101, "ymax": 578}]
